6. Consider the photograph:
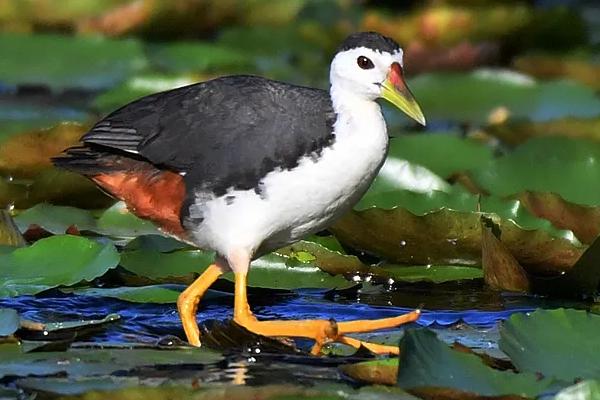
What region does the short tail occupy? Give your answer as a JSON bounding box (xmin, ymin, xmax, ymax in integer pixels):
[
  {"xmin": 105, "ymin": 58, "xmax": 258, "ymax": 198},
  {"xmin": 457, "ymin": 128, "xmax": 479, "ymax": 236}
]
[{"xmin": 52, "ymin": 145, "xmax": 130, "ymax": 176}]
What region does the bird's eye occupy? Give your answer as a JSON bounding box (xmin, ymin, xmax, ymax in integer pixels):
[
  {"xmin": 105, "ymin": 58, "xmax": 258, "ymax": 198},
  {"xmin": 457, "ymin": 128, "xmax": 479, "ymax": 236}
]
[{"xmin": 357, "ymin": 56, "xmax": 374, "ymax": 70}]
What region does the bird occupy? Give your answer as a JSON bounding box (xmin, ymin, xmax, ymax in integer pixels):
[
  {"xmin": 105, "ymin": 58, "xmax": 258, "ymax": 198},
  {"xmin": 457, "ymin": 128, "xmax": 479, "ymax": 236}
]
[{"xmin": 53, "ymin": 31, "xmax": 426, "ymax": 355}]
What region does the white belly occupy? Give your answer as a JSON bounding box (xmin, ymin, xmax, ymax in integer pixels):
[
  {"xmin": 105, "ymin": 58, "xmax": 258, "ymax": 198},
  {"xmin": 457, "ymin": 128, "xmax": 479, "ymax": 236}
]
[{"xmin": 187, "ymin": 102, "xmax": 388, "ymax": 262}]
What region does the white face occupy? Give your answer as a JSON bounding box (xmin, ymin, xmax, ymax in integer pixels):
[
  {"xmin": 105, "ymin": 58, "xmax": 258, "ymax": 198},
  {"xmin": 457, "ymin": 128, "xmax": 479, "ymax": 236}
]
[{"xmin": 329, "ymin": 46, "xmax": 404, "ymax": 100}]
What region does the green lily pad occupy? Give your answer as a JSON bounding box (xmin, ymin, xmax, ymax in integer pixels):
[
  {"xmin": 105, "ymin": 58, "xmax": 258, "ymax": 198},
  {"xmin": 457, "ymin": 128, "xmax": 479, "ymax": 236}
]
[
  {"xmin": 333, "ymin": 190, "xmax": 583, "ymax": 273},
  {"xmin": 499, "ymin": 309, "xmax": 600, "ymax": 382},
  {"xmin": 397, "ymin": 329, "xmax": 554, "ymax": 397},
  {"xmin": 2, "ymin": 169, "xmax": 112, "ymax": 210},
  {"xmin": 0, "ymin": 235, "xmax": 119, "ymax": 297},
  {"xmin": 73, "ymin": 286, "xmax": 182, "ymax": 304},
  {"xmin": 147, "ymin": 42, "xmax": 251, "ymax": 73},
  {"xmin": 120, "ymin": 249, "xmax": 213, "ymax": 281},
  {"xmin": 16, "ymin": 377, "xmax": 140, "ymax": 397},
  {"xmin": 555, "ymin": 380, "xmax": 600, "ymax": 400},
  {"xmin": 95, "ymin": 202, "xmax": 160, "ymax": 238},
  {"xmin": 120, "ymin": 248, "xmax": 354, "ymax": 290},
  {"xmin": 386, "ymin": 134, "xmax": 493, "ymax": 179},
  {"xmin": 124, "ymin": 235, "xmax": 188, "ymax": 252},
  {"xmin": 376, "ymin": 265, "xmax": 483, "ymax": 283},
  {"xmin": 0, "ymin": 308, "xmax": 19, "ymax": 337},
  {"xmin": 0, "ymin": 345, "xmax": 221, "ymax": 380},
  {"xmin": 14, "ymin": 204, "xmax": 96, "ymax": 234},
  {"xmin": 93, "ymin": 74, "xmax": 198, "ymax": 112},
  {"xmin": 0, "ymin": 33, "xmax": 147, "ymax": 90},
  {"xmin": 409, "ymin": 70, "xmax": 600, "ymax": 124},
  {"xmin": 471, "ymin": 137, "xmax": 600, "ymax": 207}
]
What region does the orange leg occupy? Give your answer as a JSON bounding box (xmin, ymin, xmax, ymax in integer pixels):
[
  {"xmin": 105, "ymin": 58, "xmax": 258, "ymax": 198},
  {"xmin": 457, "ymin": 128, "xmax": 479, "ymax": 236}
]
[
  {"xmin": 177, "ymin": 263, "xmax": 226, "ymax": 346},
  {"xmin": 232, "ymin": 271, "xmax": 420, "ymax": 355}
]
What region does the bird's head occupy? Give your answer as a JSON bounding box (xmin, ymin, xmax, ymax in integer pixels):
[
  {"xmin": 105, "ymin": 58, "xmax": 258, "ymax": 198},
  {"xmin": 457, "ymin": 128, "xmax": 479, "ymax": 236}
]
[{"xmin": 330, "ymin": 31, "xmax": 426, "ymax": 126}]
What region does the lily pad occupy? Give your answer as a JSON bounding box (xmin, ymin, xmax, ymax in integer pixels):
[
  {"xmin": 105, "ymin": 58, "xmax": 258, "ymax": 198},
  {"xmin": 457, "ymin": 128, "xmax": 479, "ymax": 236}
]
[
  {"xmin": 385, "ymin": 134, "xmax": 493, "ymax": 179},
  {"xmin": 340, "ymin": 358, "xmax": 398, "ymax": 385},
  {"xmin": 0, "ymin": 33, "xmax": 147, "ymax": 90},
  {"xmin": 333, "ymin": 191, "xmax": 583, "ymax": 273},
  {"xmin": 376, "ymin": 265, "xmax": 483, "ymax": 283},
  {"xmin": 555, "ymin": 380, "xmax": 600, "ymax": 400},
  {"xmin": 409, "ymin": 70, "xmax": 600, "ymax": 124},
  {"xmin": 397, "ymin": 329, "xmax": 554, "ymax": 397},
  {"xmin": 93, "ymin": 73, "xmax": 199, "ymax": 112},
  {"xmin": 14, "ymin": 204, "xmax": 96, "ymax": 235},
  {"xmin": 0, "ymin": 308, "xmax": 19, "ymax": 337},
  {"xmin": 485, "ymin": 117, "xmax": 600, "ymax": 146},
  {"xmin": 499, "ymin": 309, "xmax": 600, "ymax": 382},
  {"xmin": 0, "ymin": 122, "xmax": 86, "ymax": 178},
  {"xmin": 147, "ymin": 42, "xmax": 251, "ymax": 73},
  {"xmin": 516, "ymin": 191, "xmax": 600, "ymax": 244},
  {"xmin": 73, "ymin": 286, "xmax": 182, "ymax": 304},
  {"xmin": 120, "ymin": 248, "xmax": 354, "ymax": 290},
  {"xmin": 95, "ymin": 202, "xmax": 160, "ymax": 238},
  {"xmin": 2, "ymin": 169, "xmax": 112, "ymax": 210},
  {"xmin": 0, "ymin": 235, "xmax": 120, "ymax": 297},
  {"xmin": 481, "ymin": 216, "xmax": 530, "ymax": 292},
  {"xmin": 0, "ymin": 345, "xmax": 221, "ymax": 380},
  {"xmin": 0, "ymin": 211, "xmax": 25, "ymax": 247},
  {"xmin": 16, "ymin": 377, "xmax": 140, "ymax": 397},
  {"xmin": 471, "ymin": 137, "xmax": 600, "ymax": 207}
]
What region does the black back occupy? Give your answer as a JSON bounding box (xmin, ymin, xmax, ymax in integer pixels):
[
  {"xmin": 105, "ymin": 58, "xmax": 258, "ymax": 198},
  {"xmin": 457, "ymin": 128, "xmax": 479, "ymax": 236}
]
[{"xmin": 78, "ymin": 75, "xmax": 337, "ymax": 196}]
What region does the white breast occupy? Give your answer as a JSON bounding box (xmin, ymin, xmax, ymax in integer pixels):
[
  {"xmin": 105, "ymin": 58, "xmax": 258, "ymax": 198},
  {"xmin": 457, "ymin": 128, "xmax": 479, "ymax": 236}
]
[{"xmin": 187, "ymin": 99, "xmax": 388, "ymax": 263}]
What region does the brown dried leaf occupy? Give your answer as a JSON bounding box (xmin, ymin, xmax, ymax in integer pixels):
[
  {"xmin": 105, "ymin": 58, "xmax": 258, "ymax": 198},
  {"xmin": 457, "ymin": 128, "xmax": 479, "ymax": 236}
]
[
  {"xmin": 481, "ymin": 216, "xmax": 530, "ymax": 292},
  {"xmin": 485, "ymin": 118, "xmax": 600, "ymax": 147},
  {"xmin": 0, "ymin": 123, "xmax": 87, "ymax": 178},
  {"xmin": 517, "ymin": 191, "xmax": 600, "ymax": 244}
]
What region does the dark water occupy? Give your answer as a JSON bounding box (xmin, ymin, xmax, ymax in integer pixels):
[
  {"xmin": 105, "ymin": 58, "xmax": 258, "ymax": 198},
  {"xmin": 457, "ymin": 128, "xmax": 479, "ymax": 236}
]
[{"xmin": 1, "ymin": 281, "xmax": 572, "ymax": 349}]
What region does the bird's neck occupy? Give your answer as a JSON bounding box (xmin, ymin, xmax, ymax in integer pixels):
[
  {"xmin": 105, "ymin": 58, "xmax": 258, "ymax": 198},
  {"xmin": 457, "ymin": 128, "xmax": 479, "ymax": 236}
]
[{"xmin": 329, "ymin": 84, "xmax": 387, "ymax": 142}]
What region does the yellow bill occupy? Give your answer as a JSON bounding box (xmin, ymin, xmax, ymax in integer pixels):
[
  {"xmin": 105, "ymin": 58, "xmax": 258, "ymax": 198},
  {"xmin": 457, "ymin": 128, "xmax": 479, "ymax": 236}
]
[{"xmin": 380, "ymin": 62, "xmax": 426, "ymax": 126}]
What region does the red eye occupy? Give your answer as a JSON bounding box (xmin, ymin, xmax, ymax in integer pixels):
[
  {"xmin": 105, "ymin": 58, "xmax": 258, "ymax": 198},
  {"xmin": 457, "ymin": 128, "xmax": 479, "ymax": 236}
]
[{"xmin": 357, "ymin": 56, "xmax": 374, "ymax": 70}]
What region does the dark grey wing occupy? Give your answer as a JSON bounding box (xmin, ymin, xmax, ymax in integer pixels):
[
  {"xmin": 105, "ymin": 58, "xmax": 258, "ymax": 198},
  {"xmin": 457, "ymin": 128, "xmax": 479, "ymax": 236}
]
[{"xmin": 82, "ymin": 75, "xmax": 336, "ymax": 195}]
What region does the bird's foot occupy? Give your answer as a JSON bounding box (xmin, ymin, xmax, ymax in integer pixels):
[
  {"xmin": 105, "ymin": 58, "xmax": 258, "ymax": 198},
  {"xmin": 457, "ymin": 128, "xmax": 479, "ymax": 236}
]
[
  {"xmin": 233, "ymin": 309, "xmax": 421, "ymax": 355},
  {"xmin": 177, "ymin": 263, "xmax": 226, "ymax": 347}
]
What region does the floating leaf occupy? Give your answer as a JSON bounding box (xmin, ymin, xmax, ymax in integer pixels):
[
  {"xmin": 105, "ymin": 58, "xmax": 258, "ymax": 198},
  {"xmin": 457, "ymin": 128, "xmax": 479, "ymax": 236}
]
[
  {"xmin": 500, "ymin": 309, "xmax": 600, "ymax": 382},
  {"xmin": 0, "ymin": 33, "xmax": 147, "ymax": 90},
  {"xmin": 95, "ymin": 202, "xmax": 160, "ymax": 238},
  {"xmin": 0, "ymin": 123, "xmax": 86, "ymax": 178},
  {"xmin": 16, "ymin": 377, "xmax": 140, "ymax": 397},
  {"xmin": 333, "ymin": 191, "xmax": 583, "ymax": 273},
  {"xmin": 0, "ymin": 308, "xmax": 19, "ymax": 337},
  {"xmin": 385, "ymin": 134, "xmax": 493, "ymax": 179},
  {"xmin": 530, "ymin": 234, "xmax": 600, "ymax": 298},
  {"xmin": 517, "ymin": 191, "xmax": 600, "ymax": 244},
  {"xmin": 0, "ymin": 345, "xmax": 221, "ymax": 380},
  {"xmin": 93, "ymin": 73, "xmax": 199, "ymax": 112},
  {"xmin": 0, "ymin": 235, "xmax": 119, "ymax": 297},
  {"xmin": 120, "ymin": 248, "xmax": 354, "ymax": 290},
  {"xmin": 340, "ymin": 358, "xmax": 398, "ymax": 385},
  {"xmin": 554, "ymin": 380, "xmax": 600, "ymax": 400},
  {"xmin": 376, "ymin": 265, "xmax": 483, "ymax": 283},
  {"xmin": 0, "ymin": 211, "xmax": 25, "ymax": 247},
  {"xmin": 471, "ymin": 137, "xmax": 600, "ymax": 207},
  {"xmin": 409, "ymin": 70, "xmax": 600, "ymax": 124},
  {"xmin": 14, "ymin": 204, "xmax": 96, "ymax": 235},
  {"xmin": 481, "ymin": 216, "xmax": 530, "ymax": 293},
  {"xmin": 147, "ymin": 42, "xmax": 251, "ymax": 74},
  {"xmin": 73, "ymin": 286, "xmax": 181, "ymax": 304},
  {"xmin": 485, "ymin": 117, "xmax": 600, "ymax": 146},
  {"xmin": 397, "ymin": 329, "xmax": 554, "ymax": 398},
  {"xmin": 2, "ymin": 169, "xmax": 112, "ymax": 210}
]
